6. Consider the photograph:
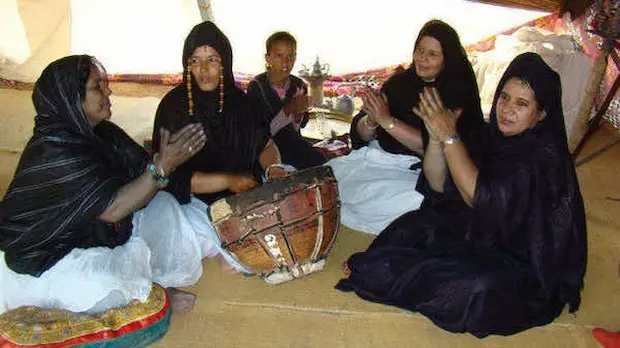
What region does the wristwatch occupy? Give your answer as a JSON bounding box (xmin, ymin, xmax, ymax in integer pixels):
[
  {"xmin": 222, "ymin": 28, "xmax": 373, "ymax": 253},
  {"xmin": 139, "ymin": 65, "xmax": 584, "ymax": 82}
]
[{"xmin": 441, "ymin": 134, "xmax": 461, "ymax": 147}]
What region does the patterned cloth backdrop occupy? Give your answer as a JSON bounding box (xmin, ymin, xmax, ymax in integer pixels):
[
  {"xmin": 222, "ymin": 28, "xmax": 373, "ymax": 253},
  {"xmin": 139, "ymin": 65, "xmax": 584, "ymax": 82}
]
[{"xmin": 2, "ymin": 10, "xmax": 617, "ymax": 128}]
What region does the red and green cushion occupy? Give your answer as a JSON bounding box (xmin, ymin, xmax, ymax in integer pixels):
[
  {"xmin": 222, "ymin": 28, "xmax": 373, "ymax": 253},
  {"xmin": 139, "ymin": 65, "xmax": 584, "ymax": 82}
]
[{"xmin": 0, "ymin": 283, "xmax": 170, "ymax": 347}]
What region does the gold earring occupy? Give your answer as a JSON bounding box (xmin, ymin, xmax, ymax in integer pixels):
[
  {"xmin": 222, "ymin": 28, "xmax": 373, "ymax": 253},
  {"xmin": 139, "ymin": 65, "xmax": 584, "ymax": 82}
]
[
  {"xmin": 219, "ymin": 64, "xmax": 224, "ymax": 113},
  {"xmin": 186, "ymin": 62, "xmax": 194, "ymax": 117}
]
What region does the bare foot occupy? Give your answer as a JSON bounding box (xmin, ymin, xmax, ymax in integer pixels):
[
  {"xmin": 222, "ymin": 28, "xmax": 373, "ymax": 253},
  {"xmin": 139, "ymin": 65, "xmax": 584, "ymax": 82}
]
[
  {"xmin": 217, "ymin": 254, "xmax": 240, "ymax": 274},
  {"xmin": 342, "ymin": 262, "xmax": 351, "ymax": 278},
  {"xmin": 166, "ymin": 287, "xmax": 196, "ymax": 314}
]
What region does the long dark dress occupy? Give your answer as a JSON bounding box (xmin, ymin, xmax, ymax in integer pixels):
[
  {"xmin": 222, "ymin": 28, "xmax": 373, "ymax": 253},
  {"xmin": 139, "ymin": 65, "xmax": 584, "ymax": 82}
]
[
  {"xmin": 247, "ymin": 72, "xmax": 326, "ymax": 169},
  {"xmin": 152, "ymin": 22, "xmax": 269, "ymax": 205},
  {"xmin": 336, "ymin": 53, "xmax": 587, "ymax": 337},
  {"xmin": 0, "ymin": 56, "xmax": 146, "ymax": 277},
  {"xmin": 350, "ymin": 20, "xmax": 484, "ymax": 155}
]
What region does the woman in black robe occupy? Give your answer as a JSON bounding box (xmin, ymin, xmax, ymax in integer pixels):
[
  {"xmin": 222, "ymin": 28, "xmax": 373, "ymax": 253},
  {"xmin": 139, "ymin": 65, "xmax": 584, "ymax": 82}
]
[
  {"xmin": 0, "ymin": 55, "xmax": 220, "ymax": 314},
  {"xmin": 336, "ymin": 52, "xmax": 587, "ymax": 337},
  {"xmin": 350, "ymin": 19, "xmax": 483, "ymax": 155},
  {"xmin": 326, "ymin": 20, "xmax": 484, "ymax": 235},
  {"xmin": 153, "ymin": 21, "xmax": 285, "ymax": 206}
]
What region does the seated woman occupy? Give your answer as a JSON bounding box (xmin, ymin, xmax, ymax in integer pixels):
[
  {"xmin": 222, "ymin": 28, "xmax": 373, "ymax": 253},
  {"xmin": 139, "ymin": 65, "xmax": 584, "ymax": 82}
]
[
  {"xmin": 0, "ymin": 55, "xmax": 221, "ymax": 315},
  {"xmin": 153, "ymin": 21, "xmax": 285, "ymax": 210},
  {"xmin": 326, "ymin": 20, "xmax": 483, "ymax": 234},
  {"xmin": 246, "ymin": 31, "xmax": 327, "ymax": 169},
  {"xmin": 336, "ymin": 53, "xmax": 587, "ymax": 337}
]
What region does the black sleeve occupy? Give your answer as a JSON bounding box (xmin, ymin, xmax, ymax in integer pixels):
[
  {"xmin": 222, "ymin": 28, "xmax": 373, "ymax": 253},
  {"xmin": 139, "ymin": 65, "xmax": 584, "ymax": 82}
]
[
  {"xmin": 349, "ymin": 111, "xmax": 370, "ymax": 150},
  {"xmin": 152, "ymin": 90, "xmax": 195, "ymax": 204},
  {"xmin": 246, "ymin": 80, "xmax": 273, "ymax": 131}
]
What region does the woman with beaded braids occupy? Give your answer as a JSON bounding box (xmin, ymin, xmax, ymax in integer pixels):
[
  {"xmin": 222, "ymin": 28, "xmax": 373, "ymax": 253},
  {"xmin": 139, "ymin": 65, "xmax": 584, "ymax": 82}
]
[
  {"xmin": 153, "ymin": 21, "xmax": 285, "ymax": 207},
  {"xmin": 0, "ymin": 55, "xmax": 224, "ymax": 315}
]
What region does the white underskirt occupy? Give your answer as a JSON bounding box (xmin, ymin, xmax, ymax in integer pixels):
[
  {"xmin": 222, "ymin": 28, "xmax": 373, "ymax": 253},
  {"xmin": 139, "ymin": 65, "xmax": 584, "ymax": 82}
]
[
  {"xmin": 326, "ymin": 141, "xmax": 425, "ymax": 235},
  {"xmin": 0, "ymin": 191, "xmax": 223, "ymax": 314}
]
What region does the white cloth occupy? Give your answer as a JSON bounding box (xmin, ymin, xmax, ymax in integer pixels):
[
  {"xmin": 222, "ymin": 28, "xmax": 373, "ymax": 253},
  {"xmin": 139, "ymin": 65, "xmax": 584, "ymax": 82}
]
[
  {"xmin": 0, "ymin": 191, "xmax": 222, "ymax": 315},
  {"xmin": 326, "ymin": 141, "xmax": 425, "ymax": 235}
]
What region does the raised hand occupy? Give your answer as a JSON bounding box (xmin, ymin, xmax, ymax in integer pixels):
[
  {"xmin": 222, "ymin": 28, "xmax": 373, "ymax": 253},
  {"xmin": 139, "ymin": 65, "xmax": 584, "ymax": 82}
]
[
  {"xmin": 412, "ymin": 87, "xmax": 461, "ymax": 142},
  {"xmin": 361, "ymin": 90, "xmax": 389, "ymax": 126},
  {"xmin": 283, "ymin": 87, "xmax": 310, "ymax": 119},
  {"xmin": 157, "ymin": 123, "xmax": 206, "ymax": 174},
  {"xmin": 226, "ymin": 174, "xmax": 258, "ymax": 193}
]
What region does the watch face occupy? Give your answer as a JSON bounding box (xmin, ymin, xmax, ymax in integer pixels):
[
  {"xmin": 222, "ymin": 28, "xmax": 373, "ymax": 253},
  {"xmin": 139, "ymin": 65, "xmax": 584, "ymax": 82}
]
[{"xmin": 442, "ymin": 134, "xmax": 460, "ymax": 146}]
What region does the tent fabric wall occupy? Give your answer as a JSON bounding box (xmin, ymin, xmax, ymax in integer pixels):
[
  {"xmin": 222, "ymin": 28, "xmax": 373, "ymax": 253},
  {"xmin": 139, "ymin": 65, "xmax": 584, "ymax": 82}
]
[
  {"xmin": 0, "ymin": 0, "xmax": 201, "ymax": 83},
  {"xmin": 1, "ymin": 0, "xmax": 547, "ymax": 82},
  {"xmin": 0, "ymin": 0, "xmax": 70, "ymax": 83},
  {"xmin": 0, "ymin": 0, "xmax": 30, "ymax": 67}
]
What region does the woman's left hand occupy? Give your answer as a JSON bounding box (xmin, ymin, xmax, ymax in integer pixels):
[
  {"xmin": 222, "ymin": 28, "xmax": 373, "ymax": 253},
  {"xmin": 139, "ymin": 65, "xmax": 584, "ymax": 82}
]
[{"xmin": 412, "ymin": 87, "xmax": 460, "ymax": 141}]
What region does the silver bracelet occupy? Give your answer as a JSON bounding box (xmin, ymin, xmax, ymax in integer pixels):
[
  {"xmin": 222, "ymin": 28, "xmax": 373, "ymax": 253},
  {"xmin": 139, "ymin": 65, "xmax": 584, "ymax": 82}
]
[
  {"xmin": 265, "ymin": 163, "xmax": 286, "ymax": 181},
  {"xmin": 146, "ymin": 161, "xmax": 169, "ymax": 188}
]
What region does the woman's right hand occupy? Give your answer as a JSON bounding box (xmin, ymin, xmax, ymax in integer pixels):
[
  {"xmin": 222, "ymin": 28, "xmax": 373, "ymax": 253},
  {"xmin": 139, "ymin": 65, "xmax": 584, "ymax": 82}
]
[
  {"xmin": 283, "ymin": 87, "xmax": 310, "ymax": 117},
  {"xmin": 226, "ymin": 174, "xmax": 258, "ymax": 193},
  {"xmin": 157, "ymin": 124, "xmax": 206, "ymax": 174},
  {"xmin": 360, "ymin": 90, "xmax": 387, "ymax": 127}
]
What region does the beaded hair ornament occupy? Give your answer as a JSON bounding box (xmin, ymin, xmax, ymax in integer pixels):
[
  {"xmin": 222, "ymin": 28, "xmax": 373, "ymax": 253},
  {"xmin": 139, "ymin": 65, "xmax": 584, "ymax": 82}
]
[{"xmin": 186, "ymin": 59, "xmax": 225, "ymax": 117}]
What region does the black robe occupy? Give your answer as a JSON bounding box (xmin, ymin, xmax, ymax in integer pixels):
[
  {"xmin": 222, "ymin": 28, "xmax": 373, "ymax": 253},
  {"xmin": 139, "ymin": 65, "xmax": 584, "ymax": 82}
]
[
  {"xmin": 247, "ymin": 72, "xmax": 326, "ymax": 169},
  {"xmin": 336, "ymin": 53, "xmax": 587, "ymax": 337},
  {"xmin": 152, "ymin": 21, "xmax": 269, "ymax": 205},
  {"xmin": 0, "ymin": 56, "xmax": 147, "ymax": 276}
]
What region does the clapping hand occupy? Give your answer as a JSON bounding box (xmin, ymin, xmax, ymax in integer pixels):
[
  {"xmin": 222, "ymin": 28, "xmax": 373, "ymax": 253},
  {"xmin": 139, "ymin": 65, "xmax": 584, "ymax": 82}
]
[
  {"xmin": 156, "ymin": 124, "xmax": 206, "ymax": 174},
  {"xmin": 361, "ymin": 89, "xmax": 389, "ymax": 126},
  {"xmin": 283, "ymin": 87, "xmax": 310, "ymax": 122},
  {"xmin": 412, "ymin": 87, "xmax": 461, "ymax": 142}
]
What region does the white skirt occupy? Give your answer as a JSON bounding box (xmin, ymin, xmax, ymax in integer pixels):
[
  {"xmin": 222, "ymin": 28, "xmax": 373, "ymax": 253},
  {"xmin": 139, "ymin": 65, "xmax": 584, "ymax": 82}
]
[
  {"xmin": 0, "ymin": 191, "xmax": 227, "ymax": 314},
  {"xmin": 326, "ymin": 141, "xmax": 425, "ymax": 235}
]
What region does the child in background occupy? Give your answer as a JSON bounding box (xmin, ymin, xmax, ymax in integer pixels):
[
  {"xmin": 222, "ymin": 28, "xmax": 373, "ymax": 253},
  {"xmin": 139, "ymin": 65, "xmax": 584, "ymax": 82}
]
[{"xmin": 247, "ymin": 31, "xmax": 326, "ymax": 169}]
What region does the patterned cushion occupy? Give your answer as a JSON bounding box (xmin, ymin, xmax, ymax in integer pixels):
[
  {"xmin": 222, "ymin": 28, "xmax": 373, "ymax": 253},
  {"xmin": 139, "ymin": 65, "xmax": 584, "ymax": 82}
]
[{"xmin": 0, "ymin": 283, "xmax": 170, "ymax": 347}]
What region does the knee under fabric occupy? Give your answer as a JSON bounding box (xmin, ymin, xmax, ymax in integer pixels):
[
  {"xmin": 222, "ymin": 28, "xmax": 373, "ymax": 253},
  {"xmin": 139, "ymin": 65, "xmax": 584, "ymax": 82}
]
[{"xmin": 0, "ymin": 283, "xmax": 171, "ymax": 347}]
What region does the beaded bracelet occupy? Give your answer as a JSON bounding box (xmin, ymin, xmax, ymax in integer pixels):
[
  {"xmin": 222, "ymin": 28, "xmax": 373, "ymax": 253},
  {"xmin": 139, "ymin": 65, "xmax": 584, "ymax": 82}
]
[{"xmin": 146, "ymin": 161, "xmax": 169, "ymax": 188}]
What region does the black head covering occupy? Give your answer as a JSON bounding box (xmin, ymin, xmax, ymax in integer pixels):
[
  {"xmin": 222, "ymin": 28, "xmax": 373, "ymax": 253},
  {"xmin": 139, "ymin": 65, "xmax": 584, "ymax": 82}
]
[
  {"xmin": 412, "ymin": 19, "xmax": 476, "ymax": 85},
  {"xmin": 32, "ymin": 55, "xmax": 96, "ymax": 139},
  {"xmin": 0, "ymin": 55, "xmax": 148, "ymax": 276},
  {"xmin": 488, "ymin": 52, "xmax": 567, "ymax": 146},
  {"xmin": 182, "ymin": 21, "xmax": 236, "ymax": 96}
]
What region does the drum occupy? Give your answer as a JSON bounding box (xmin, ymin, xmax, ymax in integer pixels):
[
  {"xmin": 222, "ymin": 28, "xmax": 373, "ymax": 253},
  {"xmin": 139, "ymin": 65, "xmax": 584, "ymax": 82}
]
[{"xmin": 208, "ymin": 166, "xmax": 340, "ymax": 284}]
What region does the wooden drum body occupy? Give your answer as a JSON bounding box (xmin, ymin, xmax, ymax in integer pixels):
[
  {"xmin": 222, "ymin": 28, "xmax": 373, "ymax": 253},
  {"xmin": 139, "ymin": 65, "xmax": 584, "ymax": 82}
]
[{"xmin": 208, "ymin": 166, "xmax": 340, "ymax": 284}]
